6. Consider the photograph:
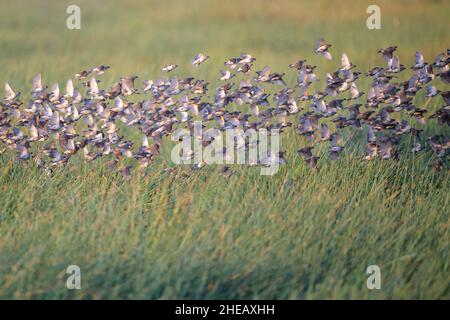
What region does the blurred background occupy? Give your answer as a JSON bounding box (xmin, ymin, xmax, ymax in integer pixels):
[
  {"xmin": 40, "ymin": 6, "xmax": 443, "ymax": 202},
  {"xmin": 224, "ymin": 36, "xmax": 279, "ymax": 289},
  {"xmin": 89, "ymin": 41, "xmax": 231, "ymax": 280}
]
[{"xmin": 0, "ymin": 0, "xmax": 449, "ymax": 88}]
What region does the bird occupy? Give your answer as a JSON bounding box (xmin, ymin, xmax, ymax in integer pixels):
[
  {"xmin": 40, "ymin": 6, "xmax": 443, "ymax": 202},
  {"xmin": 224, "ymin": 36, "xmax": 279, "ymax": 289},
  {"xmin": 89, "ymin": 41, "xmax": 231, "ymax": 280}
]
[
  {"xmin": 74, "ymin": 69, "xmax": 91, "ymax": 80},
  {"xmin": 320, "ymin": 123, "xmax": 331, "ymax": 141},
  {"xmin": 219, "ymin": 70, "xmax": 234, "ymax": 81},
  {"xmin": 91, "ymin": 65, "xmax": 110, "ymax": 75},
  {"xmin": 379, "ymin": 136, "xmax": 399, "ymax": 160},
  {"xmin": 4, "ymin": 83, "xmax": 20, "ymax": 101},
  {"xmin": 314, "ymin": 38, "xmax": 332, "ymax": 60},
  {"xmin": 388, "ymin": 56, "xmax": 405, "ymax": 73},
  {"xmin": 425, "ymin": 85, "xmax": 440, "ymax": 98},
  {"xmin": 340, "ymin": 53, "xmax": 356, "ymax": 71},
  {"xmin": 224, "ymin": 57, "xmax": 241, "ymax": 69},
  {"xmin": 49, "ymin": 83, "xmax": 60, "ymax": 102},
  {"xmin": 120, "ymin": 166, "xmax": 132, "ymax": 180},
  {"xmin": 428, "ymin": 135, "xmax": 449, "ymax": 158},
  {"xmin": 378, "ymin": 46, "xmax": 397, "ymax": 63},
  {"xmin": 348, "ymin": 82, "xmax": 364, "ymax": 100},
  {"xmin": 289, "ymin": 59, "xmax": 306, "ymax": 70},
  {"xmin": 192, "ymin": 53, "xmax": 209, "ymax": 66},
  {"xmin": 120, "ymin": 76, "xmax": 138, "ymax": 96},
  {"xmin": 364, "ymin": 142, "xmax": 378, "ymax": 160},
  {"xmin": 237, "ymin": 63, "xmax": 252, "ymax": 74},
  {"xmin": 31, "ymin": 73, "xmax": 45, "ymax": 95},
  {"xmin": 440, "ymin": 91, "xmax": 450, "ymax": 105},
  {"xmin": 87, "ymin": 77, "xmax": 100, "ymax": 97},
  {"xmin": 329, "ymin": 132, "xmax": 344, "ymax": 160},
  {"xmin": 298, "ymin": 146, "xmax": 314, "ymax": 160},
  {"xmin": 161, "ymin": 64, "xmax": 178, "ymax": 72},
  {"xmin": 412, "ymin": 51, "xmax": 427, "ymax": 70},
  {"xmin": 17, "ymin": 142, "xmax": 31, "ymax": 160},
  {"xmin": 239, "ymin": 53, "xmax": 255, "ymax": 65},
  {"xmin": 305, "ymin": 156, "xmax": 319, "ymax": 171},
  {"xmin": 65, "ymin": 79, "xmax": 74, "ymax": 98}
]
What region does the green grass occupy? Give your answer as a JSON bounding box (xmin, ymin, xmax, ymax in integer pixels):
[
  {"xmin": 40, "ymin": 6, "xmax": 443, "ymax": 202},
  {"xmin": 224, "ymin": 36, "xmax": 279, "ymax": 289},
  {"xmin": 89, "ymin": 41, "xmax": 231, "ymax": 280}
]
[{"xmin": 0, "ymin": 0, "xmax": 449, "ymax": 299}]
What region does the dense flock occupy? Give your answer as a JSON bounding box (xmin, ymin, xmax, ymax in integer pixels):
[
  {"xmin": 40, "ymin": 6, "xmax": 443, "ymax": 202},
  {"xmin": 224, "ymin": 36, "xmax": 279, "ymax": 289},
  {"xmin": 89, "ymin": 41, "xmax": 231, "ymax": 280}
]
[{"xmin": 0, "ymin": 39, "xmax": 449, "ymax": 178}]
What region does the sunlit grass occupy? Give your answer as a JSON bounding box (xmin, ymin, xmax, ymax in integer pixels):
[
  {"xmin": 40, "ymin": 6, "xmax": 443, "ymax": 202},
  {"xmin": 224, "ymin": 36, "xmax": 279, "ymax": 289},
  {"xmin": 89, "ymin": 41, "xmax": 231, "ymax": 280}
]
[{"xmin": 0, "ymin": 0, "xmax": 449, "ymax": 299}]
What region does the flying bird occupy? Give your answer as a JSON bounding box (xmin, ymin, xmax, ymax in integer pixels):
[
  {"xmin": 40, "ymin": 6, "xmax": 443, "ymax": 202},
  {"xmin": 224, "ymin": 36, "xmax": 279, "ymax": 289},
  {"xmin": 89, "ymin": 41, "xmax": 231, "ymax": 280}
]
[
  {"xmin": 192, "ymin": 53, "xmax": 209, "ymax": 66},
  {"xmin": 161, "ymin": 64, "xmax": 178, "ymax": 72},
  {"xmin": 314, "ymin": 38, "xmax": 332, "ymax": 60}
]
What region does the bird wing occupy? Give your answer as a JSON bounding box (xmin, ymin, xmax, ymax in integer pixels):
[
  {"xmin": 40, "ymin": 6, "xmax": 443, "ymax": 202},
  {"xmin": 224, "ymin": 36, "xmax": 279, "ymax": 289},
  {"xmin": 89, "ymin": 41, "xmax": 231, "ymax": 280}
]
[
  {"xmin": 90, "ymin": 78, "xmax": 99, "ymax": 94},
  {"xmin": 32, "ymin": 74, "xmax": 43, "ymax": 91},
  {"xmin": 341, "ymin": 53, "xmax": 351, "ymax": 69},
  {"xmin": 51, "ymin": 83, "xmax": 60, "ymax": 97},
  {"xmin": 315, "ymin": 38, "xmax": 325, "ymax": 52},
  {"xmin": 66, "ymin": 79, "xmax": 74, "ymax": 97},
  {"xmin": 50, "ymin": 111, "xmax": 60, "ymax": 127},
  {"xmin": 350, "ymin": 82, "xmax": 359, "ymax": 97},
  {"xmin": 5, "ymin": 83, "xmax": 16, "ymax": 100},
  {"xmin": 322, "ymin": 51, "xmax": 333, "ymax": 60},
  {"xmin": 415, "ymin": 51, "xmax": 424, "ymax": 66}
]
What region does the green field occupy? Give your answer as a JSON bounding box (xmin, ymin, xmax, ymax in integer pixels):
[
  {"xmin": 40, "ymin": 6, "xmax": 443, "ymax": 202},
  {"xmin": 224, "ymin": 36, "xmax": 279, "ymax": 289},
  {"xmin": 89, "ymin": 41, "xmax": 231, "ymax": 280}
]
[{"xmin": 0, "ymin": 0, "xmax": 449, "ymax": 299}]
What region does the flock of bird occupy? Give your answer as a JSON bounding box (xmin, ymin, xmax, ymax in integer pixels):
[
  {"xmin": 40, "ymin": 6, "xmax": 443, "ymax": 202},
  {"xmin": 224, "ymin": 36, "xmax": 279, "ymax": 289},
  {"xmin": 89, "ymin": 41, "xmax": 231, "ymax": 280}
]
[{"xmin": 0, "ymin": 39, "xmax": 449, "ymax": 178}]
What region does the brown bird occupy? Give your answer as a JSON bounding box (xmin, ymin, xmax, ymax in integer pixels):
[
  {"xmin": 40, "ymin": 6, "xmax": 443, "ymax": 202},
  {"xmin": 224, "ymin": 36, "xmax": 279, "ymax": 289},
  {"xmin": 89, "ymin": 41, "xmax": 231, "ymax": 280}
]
[
  {"xmin": 74, "ymin": 69, "xmax": 91, "ymax": 80},
  {"xmin": 192, "ymin": 53, "xmax": 209, "ymax": 66},
  {"xmin": 314, "ymin": 38, "xmax": 332, "ymax": 60},
  {"xmin": 161, "ymin": 64, "xmax": 178, "ymax": 72},
  {"xmin": 364, "ymin": 142, "xmax": 378, "ymax": 160},
  {"xmin": 91, "ymin": 65, "xmax": 110, "ymax": 75},
  {"xmin": 378, "ymin": 46, "xmax": 397, "ymax": 63},
  {"xmin": 120, "ymin": 166, "xmax": 132, "ymax": 180}
]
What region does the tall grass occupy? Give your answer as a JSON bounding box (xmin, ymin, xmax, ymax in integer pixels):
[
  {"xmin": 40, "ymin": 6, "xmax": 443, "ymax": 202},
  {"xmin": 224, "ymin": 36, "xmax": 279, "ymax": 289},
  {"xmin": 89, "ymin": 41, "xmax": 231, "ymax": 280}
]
[{"xmin": 0, "ymin": 0, "xmax": 449, "ymax": 299}]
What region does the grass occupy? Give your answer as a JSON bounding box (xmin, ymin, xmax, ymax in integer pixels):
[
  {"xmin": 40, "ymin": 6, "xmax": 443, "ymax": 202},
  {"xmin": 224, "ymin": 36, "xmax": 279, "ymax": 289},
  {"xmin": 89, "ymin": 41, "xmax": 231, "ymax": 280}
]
[{"xmin": 0, "ymin": 0, "xmax": 449, "ymax": 299}]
